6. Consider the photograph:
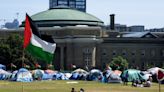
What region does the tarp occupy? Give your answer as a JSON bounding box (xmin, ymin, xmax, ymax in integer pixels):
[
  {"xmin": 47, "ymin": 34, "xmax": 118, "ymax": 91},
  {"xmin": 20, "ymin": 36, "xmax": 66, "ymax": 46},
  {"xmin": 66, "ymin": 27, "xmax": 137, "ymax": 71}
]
[{"xmin": 121, "ymin": 69, "xmax": 145, "ymax": 82}]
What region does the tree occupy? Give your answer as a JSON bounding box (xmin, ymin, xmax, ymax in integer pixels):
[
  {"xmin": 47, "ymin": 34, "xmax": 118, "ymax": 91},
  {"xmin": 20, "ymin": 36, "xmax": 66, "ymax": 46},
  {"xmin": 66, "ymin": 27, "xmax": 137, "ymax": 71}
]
[
  {"xmin": 0, "ymin": 34, "xmax": 37, "ymax": 70},
  {"xmin": 110, "ymin": 56, "xmax": 128, "ymax": 71}
]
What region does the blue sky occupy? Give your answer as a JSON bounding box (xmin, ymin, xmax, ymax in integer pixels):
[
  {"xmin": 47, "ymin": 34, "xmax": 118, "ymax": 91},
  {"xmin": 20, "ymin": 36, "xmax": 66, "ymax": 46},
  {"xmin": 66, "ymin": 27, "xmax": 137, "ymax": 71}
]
[{"xmin": 0, "ymin": 0, "xmax": 164, "ymax": 29}]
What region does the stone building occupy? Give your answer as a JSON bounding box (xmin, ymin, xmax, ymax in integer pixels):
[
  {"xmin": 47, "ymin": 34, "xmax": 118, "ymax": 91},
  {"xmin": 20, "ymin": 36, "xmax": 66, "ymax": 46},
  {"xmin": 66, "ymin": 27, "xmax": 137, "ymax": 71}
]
[{"xmin": 1, "ymin": 8, "xmax": 164, "ymax": 70}]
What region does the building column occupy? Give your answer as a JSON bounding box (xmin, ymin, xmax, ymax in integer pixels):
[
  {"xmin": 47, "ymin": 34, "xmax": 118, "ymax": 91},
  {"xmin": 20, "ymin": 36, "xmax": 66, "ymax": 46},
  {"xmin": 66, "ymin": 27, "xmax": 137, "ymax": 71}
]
[
  {"xmin": 60, "ymin": 47, "xmax": 64, "ymax": 70},
  {"xmin": 92, "ymin": 47, "xmax": 96, "ymax": 67}
]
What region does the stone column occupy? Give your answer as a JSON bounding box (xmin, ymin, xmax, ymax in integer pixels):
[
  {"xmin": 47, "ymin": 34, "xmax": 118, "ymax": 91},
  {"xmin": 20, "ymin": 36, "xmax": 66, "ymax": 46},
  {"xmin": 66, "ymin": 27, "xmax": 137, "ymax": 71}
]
[
  {"xmin": 60, "ymin": 47, "xmax": 64, "ymax": 70},
  {"xmin": 92, "ymin": 47, "xmax": 96, "ymax": 67}
]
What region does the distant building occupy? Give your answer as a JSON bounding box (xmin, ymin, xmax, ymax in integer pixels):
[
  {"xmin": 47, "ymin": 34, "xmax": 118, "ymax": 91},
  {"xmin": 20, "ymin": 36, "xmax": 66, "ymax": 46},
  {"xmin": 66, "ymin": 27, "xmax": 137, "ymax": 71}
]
[
  {"xmin": 145, "ymin": 28, "xmax": 164, "ymax": 32},
  {"xmin": 128, "ymin": 25, "xmax": 145, "ymax": 32},
  {"xmin": 4, "ymin": 19, "xmax": 19, "ymax": 29},
  {"xmin": 106, "ymin": 24, "xmax": 127, "ymax": 32},
  {"xmin": 49, "ymin": 0, "xmax": 86, "ymax": 12}
]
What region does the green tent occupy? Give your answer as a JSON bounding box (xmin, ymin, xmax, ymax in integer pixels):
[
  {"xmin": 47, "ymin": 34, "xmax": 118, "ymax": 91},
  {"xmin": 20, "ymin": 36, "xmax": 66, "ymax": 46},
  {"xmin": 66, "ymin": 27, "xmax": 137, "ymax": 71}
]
[{"xmin": 121, "ymin": 69, "xmax": 145, "ymax": 82}]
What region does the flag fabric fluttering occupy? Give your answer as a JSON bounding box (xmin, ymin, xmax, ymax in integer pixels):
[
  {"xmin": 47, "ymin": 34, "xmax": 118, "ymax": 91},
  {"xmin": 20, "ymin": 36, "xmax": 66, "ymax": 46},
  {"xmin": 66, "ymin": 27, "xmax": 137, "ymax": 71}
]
[
  {"xmin": 23, "ymin": 14, "xmax": 56, "ymax": 64},
  {"xmin": 157, "ymin": 69, "xmax": 164, "ymax": 81}
]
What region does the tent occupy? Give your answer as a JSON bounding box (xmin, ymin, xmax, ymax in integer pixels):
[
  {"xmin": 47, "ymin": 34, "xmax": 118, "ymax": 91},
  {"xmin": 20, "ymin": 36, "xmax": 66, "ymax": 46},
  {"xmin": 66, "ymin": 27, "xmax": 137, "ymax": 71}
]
[
  {"xmin": 10, "ymin": 70, "xmax": 18, "ymax": 81},
  {"xmin": 113, "ymin": 70, "xmax": 122, "ymax": 76},
  {"xmin": 102, "ymin": 70, "xmax": 122, "ymax": 83},
  {"xmin": 71, "ymin": 68, "xmax": 88, "ymax": 80},
  {"xmin": 42, "ymin": 69, "xmax": 57, "ymax": 80},
  {"xmin": 147, "ymin": 67, "xmax": 164, "ymax": 83},
  {"xmin": 87, "ymin": 69, "xmax": 102, "ymax": 81},
  {"xmin": 16, "ymin": 68, "xmax": 33, "ymax": 82},
  {"xmin": 32, "ymin": 69, "xmax": 44, "ymax": 80},
  {"xmin": 147, "ymin": 67, "xmax": 159, "ymax": 75},
  {"xmin": 0, "ymin": 64, "xmax": 6, "ymax": 70},
  {"xmin": 72, "ymin": 68, "xmax": 88, "ymax": 74},
  {"xmin": 121, "ymin": 69, "xmax": 145, "ymax": 82},
  {"xmin": 53, "ymin": 72, "xmax": 67, "ymax": 80},
  {"xmin": 0, "ymin": 69, "xmax": 11, "ymax": 80}
]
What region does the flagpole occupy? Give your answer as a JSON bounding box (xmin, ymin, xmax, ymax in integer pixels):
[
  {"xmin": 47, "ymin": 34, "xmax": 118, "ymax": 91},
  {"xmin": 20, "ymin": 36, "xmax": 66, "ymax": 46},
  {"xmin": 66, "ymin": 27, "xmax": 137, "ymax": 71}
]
[
  {"xmin": 22, "ymin": 48, "xmax": 25, "ymax": 92},
  {"xmin": 159, "ymin": 81, "xmax": 161, "ymax": 92}
]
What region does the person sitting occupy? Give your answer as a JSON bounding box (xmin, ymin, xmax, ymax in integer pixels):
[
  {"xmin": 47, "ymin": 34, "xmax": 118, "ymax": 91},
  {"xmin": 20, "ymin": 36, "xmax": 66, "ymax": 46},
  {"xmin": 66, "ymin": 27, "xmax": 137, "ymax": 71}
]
[
  {"xmin": 79, "ymin": 88, "xmax": 85, "ymax": 92},
  {"xmin": 132, "ymin": 79, "xmax": 137, "ymax": 87},
  {"xmin": 71, "ymin": 88, "xmax": 76, "ymax": 92},
  {"xmin": 132, "ymin": 78, "xmax": 143, "ymax": 87},
  {"xmin": 143, "ymin": 79, "xmax": 151, "ymax": 87}
]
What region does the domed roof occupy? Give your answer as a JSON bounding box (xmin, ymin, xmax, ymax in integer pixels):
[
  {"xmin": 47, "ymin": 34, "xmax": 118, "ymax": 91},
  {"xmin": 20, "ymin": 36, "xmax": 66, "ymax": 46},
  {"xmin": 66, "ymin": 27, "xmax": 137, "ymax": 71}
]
[{"xmin": 29, "ymin": 8, "xmax": 104, "ymax": 27}]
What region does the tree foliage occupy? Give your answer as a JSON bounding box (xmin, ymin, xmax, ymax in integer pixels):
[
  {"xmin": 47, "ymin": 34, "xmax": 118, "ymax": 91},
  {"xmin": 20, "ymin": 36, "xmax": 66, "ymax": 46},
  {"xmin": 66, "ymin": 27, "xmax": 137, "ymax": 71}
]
[
  {"xmin": 110, "ymin": 56, "xmax": 128, "ymax": 71},
  {"xmin": 0, "ymin": 34, "xmax": 37, "ymax": 70}
]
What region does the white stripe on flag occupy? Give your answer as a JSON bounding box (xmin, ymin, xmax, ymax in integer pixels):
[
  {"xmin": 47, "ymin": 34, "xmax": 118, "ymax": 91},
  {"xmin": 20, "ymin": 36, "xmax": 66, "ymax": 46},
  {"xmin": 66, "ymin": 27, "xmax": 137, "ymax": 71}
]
[{"xmin": 31, "ymin": 34, "xmax": 56, "ymax": 54}]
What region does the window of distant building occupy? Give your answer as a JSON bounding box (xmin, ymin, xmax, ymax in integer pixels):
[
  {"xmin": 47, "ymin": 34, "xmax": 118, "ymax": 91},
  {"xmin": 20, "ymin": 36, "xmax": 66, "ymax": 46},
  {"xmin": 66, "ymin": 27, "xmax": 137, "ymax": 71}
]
[
  {"xmin": 83, "ymin": 48, "xmax": 91, "ymax": 54},
  {"xmin": 161, "ymin": 50, "xmax": 164, "ymax": 57},
  {"xmin": 83, "ymin": 48, "xmax": 92, "ymax": 67},
  {"xmin": 49, "ymin": 0, "xmax": 86, "ymax": 12},
  {"xmin": 141, "ymin": 50, "xmax": 145, "ymax": 56},
  {"xmin": 122, "ymin": 50, "xmax": 126, "ymax": 56},
  {"xmin": 151, "ymin": 50, "xmax": 155, "ymax": 57},
  {"xmin": 102, "ymin": 49, "xmax": 107, "ymax": 56},
  {"xmin": 112, "ymin": 50, "xmax": 116, "ymax": 56},
  {"xmin": 131, "ymin": 50, "xmax": 136, "ymax": 56},
  {"xmin": 84, "ymin": 57, "xmax": 91, "ymax": 66}
]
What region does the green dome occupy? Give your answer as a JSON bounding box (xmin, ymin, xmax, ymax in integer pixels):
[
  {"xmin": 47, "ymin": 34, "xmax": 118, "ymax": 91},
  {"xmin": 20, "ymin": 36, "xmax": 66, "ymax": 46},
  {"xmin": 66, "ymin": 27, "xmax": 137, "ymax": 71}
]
[{"xmin": 30, "ymin": 8, "xmax": 104, "ymax": 27}]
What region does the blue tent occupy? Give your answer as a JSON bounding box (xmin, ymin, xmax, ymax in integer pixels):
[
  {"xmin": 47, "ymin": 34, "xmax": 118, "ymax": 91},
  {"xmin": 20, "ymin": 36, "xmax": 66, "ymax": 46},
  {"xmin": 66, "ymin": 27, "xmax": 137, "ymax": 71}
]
[
  {"xmin": 87, "ymin": 69, "xmax": 103, "ymax": 81},
  {"xmin": 16, "ymin": 68, "xmax": 33, "ymax": 82},
  {"xmin": 0, "ymin": 69, "xmax": 11, "ymax": 80},
  {"xmin": 0, "ymin": 64, "xmax": 6, "ymax": 70}
]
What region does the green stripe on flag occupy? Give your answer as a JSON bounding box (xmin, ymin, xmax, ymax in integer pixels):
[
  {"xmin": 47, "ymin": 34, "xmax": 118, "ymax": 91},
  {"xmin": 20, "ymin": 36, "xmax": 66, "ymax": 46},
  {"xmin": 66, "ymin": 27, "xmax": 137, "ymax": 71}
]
[{"xmin": 26, "ymin": 43, "xmax": 54, "ymax": 64}]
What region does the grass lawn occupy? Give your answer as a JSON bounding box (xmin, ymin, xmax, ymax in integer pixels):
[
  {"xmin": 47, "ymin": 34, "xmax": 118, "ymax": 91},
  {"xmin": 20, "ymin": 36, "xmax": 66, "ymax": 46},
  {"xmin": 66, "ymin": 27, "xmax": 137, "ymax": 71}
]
[{"xmin": 0, "ymin": 80, "xmax": 163, "ymax": 92}]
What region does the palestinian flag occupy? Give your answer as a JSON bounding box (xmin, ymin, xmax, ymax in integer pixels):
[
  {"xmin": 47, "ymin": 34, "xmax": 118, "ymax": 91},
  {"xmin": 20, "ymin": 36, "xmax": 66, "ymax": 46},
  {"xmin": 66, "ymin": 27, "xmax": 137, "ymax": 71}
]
[{"xmin": 23, "ymin": 14, "xmax": 56, "ymax": 64}]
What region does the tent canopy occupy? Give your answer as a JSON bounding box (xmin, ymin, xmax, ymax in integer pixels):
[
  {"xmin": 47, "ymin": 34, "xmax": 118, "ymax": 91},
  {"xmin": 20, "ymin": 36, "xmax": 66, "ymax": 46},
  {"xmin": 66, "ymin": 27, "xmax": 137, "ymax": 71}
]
[{"xmin": 0, "ymin": 64, "xmax": 6, "ymax": 70}]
